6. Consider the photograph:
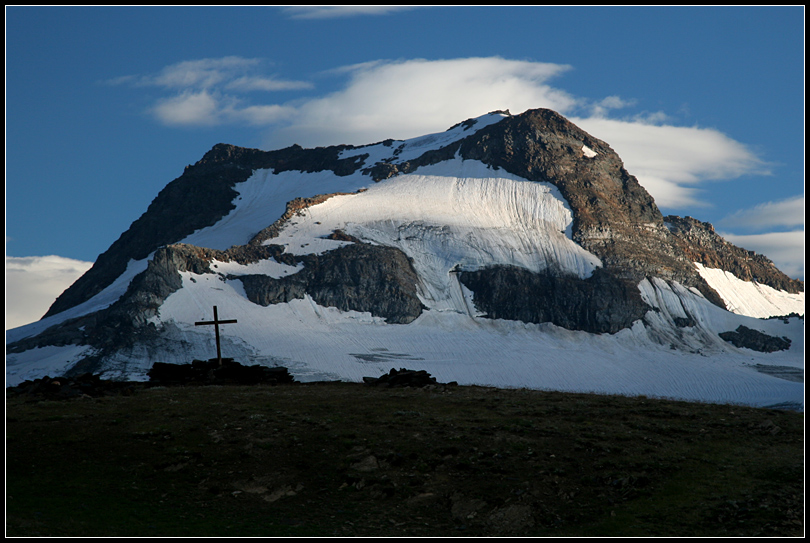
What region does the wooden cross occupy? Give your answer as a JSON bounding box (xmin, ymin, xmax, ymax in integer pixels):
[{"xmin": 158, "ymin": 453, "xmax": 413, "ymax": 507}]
[{"xmin": 195, "ymin": 305, "xmax": 237, "ymax": 366}]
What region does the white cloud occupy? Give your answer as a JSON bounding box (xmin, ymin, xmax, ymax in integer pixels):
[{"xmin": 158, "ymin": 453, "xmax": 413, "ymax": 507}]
[
  {"xmin": 261, "ymin": 57, "xmax": 768, "ymax": 215},
  {"xmin": 230, "ymin": 104, "xmax": 298, "ymax": 126},
  {"xmin": 573, "ymin": 117, "xmax": 769, "ymax": 209},
  {"xmin": 152, "ymin": 90, "xmax": 222, "ymax": 126},
  {"xmin": 134, "ymin": 56, "xmax": 262, "ymax": 89},
  {"xmin": 119, "ymin": 55, "xmax": 772, "ymax": 222},
  {"xmin": 718, "ymin": 195, "xmax": 805, "ymax": 231},
  {"xmin": 281, "ymin": 6, "xmax": 419, "ymax": 19},
  {"xmin": 226, "ymin": 76, "xmax": 313, "ymax": 92},
  {"xmin": 5, "ymin": 255, "xmax": 93, "ymax": 330},
  {"xmin": 630, "ymin": 110, "xmax": 671, "ymax": 125},
  {"xmin": 264, "ymin": 57, "xmax": 577, "ymax": 148},
  {"xmin": 718, "ymin": 230, "xmax": 805, "ymax": 281},
  {"xmin": 589, "ymin": 95, "xmax": 636, "ymax": 118},
  {"xmin": 111, "ymin": 56, "xmax": 312, "ymax": 127}
]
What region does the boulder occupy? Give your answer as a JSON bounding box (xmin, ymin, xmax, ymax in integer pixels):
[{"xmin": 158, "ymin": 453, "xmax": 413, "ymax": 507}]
[{"xmin": 719, "ymin": 325, "xmax": 792, "ymax": 353}]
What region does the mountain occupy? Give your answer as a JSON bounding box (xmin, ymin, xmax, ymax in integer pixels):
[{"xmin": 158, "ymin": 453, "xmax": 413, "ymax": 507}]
[{"xmin": 6, "ymin": 109, "xmax": 804, "ymax": 409}]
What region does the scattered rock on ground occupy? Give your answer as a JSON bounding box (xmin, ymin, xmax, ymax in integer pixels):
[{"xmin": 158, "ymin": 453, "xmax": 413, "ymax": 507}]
[
  {"xmin": 8, "ymin": 360, "xmax": 295, "ymax": 399},
  {"xmin": 148, "ymin": 359, "xmax": 295, "ymax": 386},
  {"xmin": 6, "ymin": 373, "xmax": 143, "ymax": 399},
  {"xmin": 362, "ymin": 368, "xmax": 457, "ymax": 388}
]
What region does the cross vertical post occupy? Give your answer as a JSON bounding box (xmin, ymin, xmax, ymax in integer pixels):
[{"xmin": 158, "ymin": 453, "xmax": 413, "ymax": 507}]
[{"xmin": 195, "ymin": 305, "xmax": 238, "ymax": 366}]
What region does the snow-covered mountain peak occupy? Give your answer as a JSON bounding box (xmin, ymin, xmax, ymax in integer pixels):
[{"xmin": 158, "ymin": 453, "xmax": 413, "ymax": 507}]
[
  {"xmin": 338, "ymin": 110, "xmax": 510, "ymax": 166},
  {"xmin": 7, "ymin": 108, "xmax": 803, "ymax": 410}
]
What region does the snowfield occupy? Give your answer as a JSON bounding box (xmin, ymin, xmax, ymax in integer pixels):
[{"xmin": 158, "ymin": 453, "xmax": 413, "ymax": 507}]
[
  {"xmin": 5, "ymin": 114, "xmax": 804, "ymax": 410},
  {"xmin": 695, "ymin": 263, "xmax": 804, "ymax": 318},
  {"xmin": 145, "ymin": 271, "xmax": 803, "ymax": 410},
  {"xmin": 265, "ymin": 160, "xmax": 602, "ymax": 312}
]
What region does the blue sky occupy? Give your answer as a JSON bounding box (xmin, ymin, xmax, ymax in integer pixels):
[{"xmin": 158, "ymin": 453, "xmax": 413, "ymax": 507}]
[{"xmin": 5, "ymin": 6, "xmax": 805, "ymax": 328}]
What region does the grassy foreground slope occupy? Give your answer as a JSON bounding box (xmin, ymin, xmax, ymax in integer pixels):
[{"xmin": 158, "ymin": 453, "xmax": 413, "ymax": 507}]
[{"xmin": 6, "ymin": 382, "xmax": 804, "ymax": 537}]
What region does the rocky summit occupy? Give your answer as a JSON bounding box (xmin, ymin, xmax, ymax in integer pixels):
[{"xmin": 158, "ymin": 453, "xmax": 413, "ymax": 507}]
[{"xmin": 6, "ymin": 109, "xmax": 804, "ymax": 409}]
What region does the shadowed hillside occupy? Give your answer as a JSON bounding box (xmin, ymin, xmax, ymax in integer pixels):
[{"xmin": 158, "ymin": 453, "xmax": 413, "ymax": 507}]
[{"xmin": 6, "ymin": 381, "xmax": 803, "ymax": 537}]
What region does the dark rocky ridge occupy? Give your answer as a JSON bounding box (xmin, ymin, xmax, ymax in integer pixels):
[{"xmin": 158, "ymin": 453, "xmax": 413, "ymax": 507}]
[
  {"xmin": 7, "ymin": 243, "xmax": 234, "ymax": 365},
  {"xmin": 458, "ymin": 266, "xmax": 649, "ymax": 334},
  {"xmin": 247, "ymin": 191, "xmax": 365, "ymax": 247},
  {"xmin": 353, "ymin": 110, "xmax": 731, "ymax": 308},
  {"xmin": 453, "ymin": 111, "xmax": 727, "ymax": 307},
  {"xmin": 44, "ymin": 144, "xmax": 368, "ymax": 318},
  {"xmin": 147, "ymin": 359, "xmax": 295, "ymax": 386},
  {"xmin": 367, "ymin": 110, "xmax": 800, "ymax": 300}
]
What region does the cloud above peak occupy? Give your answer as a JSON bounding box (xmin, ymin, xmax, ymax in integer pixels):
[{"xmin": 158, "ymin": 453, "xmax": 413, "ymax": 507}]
[
  {"xmin": 114, "ymin": 55, "xmax": 771, "ymax": 216},
  {"xmin": 574, "ymin": 117, "xmax": 769, "ymax": 209},
  {"xmin": 269, "ymin": 57, "xmax": 577, "ymax": 147},
  {"xmin": 281, "ymin": 6, "xmax": 419, "ymax": 19}
]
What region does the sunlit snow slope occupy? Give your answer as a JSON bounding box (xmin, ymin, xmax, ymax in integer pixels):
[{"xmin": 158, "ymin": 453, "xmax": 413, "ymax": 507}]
[{"xmin": 695, "ymin": 263, "xmax": 804, "ymax": 318}]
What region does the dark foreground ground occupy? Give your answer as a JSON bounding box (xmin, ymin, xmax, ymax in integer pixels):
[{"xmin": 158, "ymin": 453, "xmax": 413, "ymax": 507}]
[{"xmin": 5, "ymin": 381, "xmax": 804, "ymax": 537}]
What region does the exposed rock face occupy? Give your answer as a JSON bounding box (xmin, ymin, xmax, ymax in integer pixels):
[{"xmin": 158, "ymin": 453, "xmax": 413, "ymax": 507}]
[
  {"xmin": 664, "ymin": 215, "xmax": 804, "ymax": 294},
  {"xmin": 719, "ymin": 325, "xmax": 792, "ymax": 353},
  {"xmin": 6, "ymin": 243, "xmax": 226, "ymax": 361},
  {"xmin": 9, "ymin": 238, "xmax": 424, "ymax": 375},
  {"xmin": 238, "ymin": 243, "xmax": 425, "ymax": 324},
  {"xmin": 361, "ymin": 367, "xmax": 451, "ymax": 388},
  {"xmin": 458, "ymin": 266, "xmax": 649, "ymax": 334},
  {"xmin": 44, "ymin": 108, "xmax": 797, "ymax": 330}
]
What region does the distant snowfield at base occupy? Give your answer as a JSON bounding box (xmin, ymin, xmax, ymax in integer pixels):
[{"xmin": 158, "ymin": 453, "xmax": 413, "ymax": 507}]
[
  {"xmin": 117, "ymin": 270, "xmax": 801, "ymax": 411},
  {"xmin": 6, "ymin": 344, "xmax": 94, "ymax": 386}
]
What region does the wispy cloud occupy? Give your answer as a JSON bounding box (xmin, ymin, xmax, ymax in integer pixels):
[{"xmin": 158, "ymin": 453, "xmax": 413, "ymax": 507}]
[
  {"xmin": 119, "ymin": 56, "xmax": 263, "ymax": 89},
  {"xmin": 109, "ymin": 56, "xmax": 311, "ymax": 127},
  {"xmin": 715, "ymin": 196, "xmax": 804, "ymax": 279},
  {"xmin": 265, "ymin": 57, "xmax": 578, "ymax": 148},
  {"xmin": 718, "ymin": 230, "xmax": 805, "ymax": 281},
  {"xmin": 152, "ymin": 90, "xmax": 223, "ymax": 126},
  {"xmin": 226, "ymin": 76, "xmax": 313, "ymax": 92},
  {"xmin": 6, "ymin": 255, "xmax": 93, "ymax": 330},
  {"xmin": 588, "ymin": 95, "xmax": 637, "ymax": 118},
  {"xmin": 261, "ymin": 56, "xmax": 768, "ymax": 215},
  {"xmin": 573, "ymin": 117, "xmax": 770, "ymax": 210},
  {"xmin": 718, "ymin": 195, "xmax": 804, "ymax": 231},
  {"xmin": 281, "ymin": 6, "xmax": 419, "ymax": 19}
]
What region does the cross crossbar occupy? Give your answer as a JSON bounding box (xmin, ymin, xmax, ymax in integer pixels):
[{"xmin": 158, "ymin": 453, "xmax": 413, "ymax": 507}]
[{"xmin": 195, "ymin": 305, "xmax": 237, "ymax": 366}]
